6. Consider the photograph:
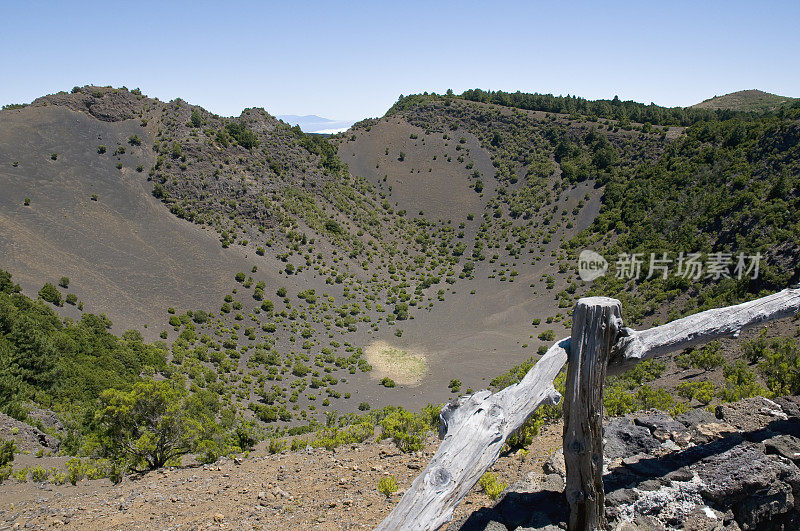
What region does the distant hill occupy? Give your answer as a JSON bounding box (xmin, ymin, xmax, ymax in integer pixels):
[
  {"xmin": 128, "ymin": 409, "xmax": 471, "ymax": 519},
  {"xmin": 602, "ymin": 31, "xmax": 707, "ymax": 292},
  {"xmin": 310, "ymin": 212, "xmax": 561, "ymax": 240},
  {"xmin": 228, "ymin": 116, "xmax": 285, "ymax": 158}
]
[
  {"xmin": 692, "ymin": 89, "xmax": 797, "ymax": 112},
  {"xmin": 277, "ymin": 114, "xmax": 355, "ymax": 134}
]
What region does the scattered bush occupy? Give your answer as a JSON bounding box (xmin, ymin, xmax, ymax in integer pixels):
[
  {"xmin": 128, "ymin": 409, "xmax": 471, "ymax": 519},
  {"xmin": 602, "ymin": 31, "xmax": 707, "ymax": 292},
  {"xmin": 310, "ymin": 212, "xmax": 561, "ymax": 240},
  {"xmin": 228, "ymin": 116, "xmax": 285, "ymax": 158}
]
[
  {"xmin": 38, "ymin": 282, "xmax": 62, "ymax": 306},
  {"xmin": 479, "ymin": 472, "xmax": 507, "ymax": 500},
  {"xmin": 268, "ymin": 438, "xmax": 288, "ymax": 454},
  {"xmin": 757, "ymin": 337, "xmax": 800, "ymax": 395},
  {"xmin": 379, "ymin": 409, "xmax": 429, "ymax": 452},
  {"xmin": 676, "ymin": 341, "xmax": 724, "ymax": 372},
  {"xmin": 676, "ymin": 381, "xmax": 715, "ymax": 405},
  {"xmin": 718, "ymin": 361, "xmax": 767, "ymax": 402},
  {"xmin": 378, "ymin": 475, "xmax": 398, "ymax": 497},
  {"xmin": 538, "ymin": 330, "xmax": 555, "ymax": 341},
  {"xmin": 0, "ymin": 438, "xmax": 15, "ymax": 467}
]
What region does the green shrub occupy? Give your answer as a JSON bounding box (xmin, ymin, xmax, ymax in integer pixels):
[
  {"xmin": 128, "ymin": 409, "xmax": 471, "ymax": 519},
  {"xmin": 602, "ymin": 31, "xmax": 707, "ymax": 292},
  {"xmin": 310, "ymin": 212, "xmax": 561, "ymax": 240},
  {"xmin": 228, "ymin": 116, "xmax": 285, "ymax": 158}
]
[
  {"xmin": 292, "ymin": 363, "xmax": 310, "ymax": 377},
  {"xmin": 30, "ymin": 465, "xmax": 49, "ymax": 482},
  {"xmin": 676, "ymin": 341, "xmax": 724, "ymax": 372},
  {"xmin": 479, "ymin": 472, "xmax": 507, "ymax": 500},
  {"xmin": 0, "ymin": 438, "xmax": 15, "ymax": 467},
  {"xmin": 268, "ymin": 438, "xmax": 288, "ymax": 454},
  {"xmin": 506, "ymin": 414, "xmax": 545, "ymax": 450},
  {"xmin": 38, "ymin": 282, "xmax": 63, "ymax": 306},
  {"xmin": 538, "ymin": 330, "xmax": 555, "ymax": 341},
  {"xmin": 757, "ymin": 337, "xmax": 800, "ymax": 395},
  {"xmin": 66, "ymin": 458, "xmax": 85, "ymax": 485},
  {"xmin": 380, "ymin": 377, "xmax": 396, "ymax": 388},
  {"xmin": 621, "ymin": 359, "xmax": 666, "ymax": 385},
  {"xmin": 604, "ymin": 384, "xmax": 637, "ymax": 416},
  {"xmin": 378, "ymin": 475, "xmax": 398, "ymax": 497},
  {"xmin": 379, "ymin": 409, "xmax": 428, "ymax": 452},
  {"xmin": 718, "ymin": 361, "xmax": 768, "ymax": 402},
  {"xmin": 676, "ymin": 381, "xmax": 715, "ymax": 405},
  {"xmin": 49, "ymin": 469, "xmax": 67, "ymax": 485},
  {"xmin": 96, "ymin": 379, "xmax": 222, "ymax": 471},
  {"xmin": 744, "ymin": 331, "xmax": 770, "ymax": 363},
  {"xmin": 12, "ymin": 467, "xmax": 28, "ymax": 482}
]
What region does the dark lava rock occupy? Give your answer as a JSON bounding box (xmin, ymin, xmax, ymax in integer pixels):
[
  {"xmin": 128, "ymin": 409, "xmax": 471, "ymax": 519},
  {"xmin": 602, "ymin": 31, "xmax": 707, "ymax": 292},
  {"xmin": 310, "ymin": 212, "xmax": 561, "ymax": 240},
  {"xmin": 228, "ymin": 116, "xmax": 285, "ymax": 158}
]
[
  {"xmin": 676, "ymin": 408, "xmax": 717, "ymax": 429},
  {"xmin": 764, "ymin": 434, "xmax": 800, "ymax": 464},
  {"xmin": 774, "ymin": 395, "xmax": 800, "ymax": 419},
  {"xmin": 622, "ymin": 453, "xmax": 675, "ymax": 478},
  {"xmin": 634, "ymin": 410, "xmax": 692, "ymax": 445},
  {"xmin": 604, "ymin": 417, "xmax": 660, "ymax": 460},
  {"xmin": 497, "ymin": 490, "xmax": 567, "ymax": 529},
  {"xmin": 454, "ymin": 507, "xmax": 508, "ymax": 531},
  {"xmin": 714, "ymin": 396, "xmax": 787, "ymax": 433},
  {"xmin": 695, "ymin": 442, "xmax": 800, "ymax": 528},
  {"xmin": 542, "ymin": 449, "xmax": 565, "ymax": 478}
]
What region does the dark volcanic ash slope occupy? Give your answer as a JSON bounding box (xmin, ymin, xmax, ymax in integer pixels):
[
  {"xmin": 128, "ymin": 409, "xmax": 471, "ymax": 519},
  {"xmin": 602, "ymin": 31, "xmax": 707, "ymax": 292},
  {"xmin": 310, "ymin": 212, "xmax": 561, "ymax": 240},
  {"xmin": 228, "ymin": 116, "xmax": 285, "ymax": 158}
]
[{"xmin": 0, "ymin": 99, "xmax": 257, "ymax": 336}]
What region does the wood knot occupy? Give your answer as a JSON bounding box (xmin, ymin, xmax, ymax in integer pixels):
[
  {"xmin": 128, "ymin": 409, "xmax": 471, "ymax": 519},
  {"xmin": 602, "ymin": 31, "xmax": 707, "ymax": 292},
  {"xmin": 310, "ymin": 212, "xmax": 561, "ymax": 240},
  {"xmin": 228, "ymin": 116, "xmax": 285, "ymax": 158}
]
[
  {"xmin": 428, "ymin": 467, "xmax": 452, "ymax": 490},
  {"xmin": 569, "ymin": 440, "xmax": 584, "ymax": 454},
  {"xmin": 488, "ymin": 404, "xmax": 504, "ymax": 419}
]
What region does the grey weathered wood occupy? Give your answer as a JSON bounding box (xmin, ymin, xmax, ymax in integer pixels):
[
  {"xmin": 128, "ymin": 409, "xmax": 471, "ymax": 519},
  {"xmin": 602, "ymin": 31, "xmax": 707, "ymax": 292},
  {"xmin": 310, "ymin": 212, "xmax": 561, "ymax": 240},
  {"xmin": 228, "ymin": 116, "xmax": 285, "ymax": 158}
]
[
  {"xmin": 609, "ymin": 287, "xmax": 800, "ymax": 373},
  {"xmin": 375, "ymin": 338, "xmax": 568, "ymax": 531},
  {"xmin": 378, "ymin": 288, "xmax": 800, "ymax": 531},
  {"xmin": 563, "ymin": 297, "xmax": 621, "ymax": 531}
]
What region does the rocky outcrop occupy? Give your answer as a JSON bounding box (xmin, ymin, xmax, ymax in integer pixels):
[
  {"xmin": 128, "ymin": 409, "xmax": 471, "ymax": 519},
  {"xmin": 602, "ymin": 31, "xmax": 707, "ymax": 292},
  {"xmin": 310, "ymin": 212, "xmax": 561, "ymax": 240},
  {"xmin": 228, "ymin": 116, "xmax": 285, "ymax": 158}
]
[
  {"xmin": 455, "ymin": 396, "xmax": 800, "ymax": 530},
  {"xmin": 31, "ymin": 86, "xmax": 146, "ymax": 122},
  {"xmin": 0, "ymin": 412, "xmax": 60, "ymax": 454}
]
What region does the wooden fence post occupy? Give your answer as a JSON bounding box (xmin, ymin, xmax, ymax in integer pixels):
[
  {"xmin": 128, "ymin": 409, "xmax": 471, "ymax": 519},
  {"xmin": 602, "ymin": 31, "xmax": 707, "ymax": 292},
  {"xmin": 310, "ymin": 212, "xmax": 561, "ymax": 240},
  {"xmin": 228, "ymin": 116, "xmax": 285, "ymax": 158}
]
[{"xmin": 563, "ymin": 297, "xmax": 622, "ymax": 531}]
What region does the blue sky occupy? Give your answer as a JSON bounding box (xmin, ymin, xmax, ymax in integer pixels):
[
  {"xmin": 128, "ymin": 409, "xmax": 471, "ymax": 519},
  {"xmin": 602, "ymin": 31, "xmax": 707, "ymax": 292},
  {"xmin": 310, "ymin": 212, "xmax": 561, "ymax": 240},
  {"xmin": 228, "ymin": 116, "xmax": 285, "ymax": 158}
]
[{"xmin": 2, "ymin": 1, "xmax": 798, "ymax": 121}]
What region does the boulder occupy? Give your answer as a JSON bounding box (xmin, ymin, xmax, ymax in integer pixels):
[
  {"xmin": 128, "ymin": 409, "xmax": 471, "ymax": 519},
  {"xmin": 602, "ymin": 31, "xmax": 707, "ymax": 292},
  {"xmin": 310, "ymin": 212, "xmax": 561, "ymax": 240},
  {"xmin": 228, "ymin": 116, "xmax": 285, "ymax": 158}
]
[
  {"xmin": 634, "ymin": 410, "xmax": 692, "ymax": 445},
  {"xmin": 714, "ymin": 397, "xmax": 786, "ymax": 433},
  {"xmin": 604, "ymin": 417, "xmax": 660, "ymax": 460},
  {"xmin": 764, "ymin": 434, "xmax": 800, "ymax": 464},
  {"xmin": 695, "ymin": 442, "xmax": 800, "ymax": 528}
]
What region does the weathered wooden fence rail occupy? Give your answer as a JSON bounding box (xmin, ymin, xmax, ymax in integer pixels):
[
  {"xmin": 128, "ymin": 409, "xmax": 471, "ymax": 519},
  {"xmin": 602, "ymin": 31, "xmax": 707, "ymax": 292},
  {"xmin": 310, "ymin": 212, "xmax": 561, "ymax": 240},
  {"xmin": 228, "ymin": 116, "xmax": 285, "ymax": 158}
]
[{"xmin": 377, "ymin": 288, "xmax": 800, "ymax": 531}]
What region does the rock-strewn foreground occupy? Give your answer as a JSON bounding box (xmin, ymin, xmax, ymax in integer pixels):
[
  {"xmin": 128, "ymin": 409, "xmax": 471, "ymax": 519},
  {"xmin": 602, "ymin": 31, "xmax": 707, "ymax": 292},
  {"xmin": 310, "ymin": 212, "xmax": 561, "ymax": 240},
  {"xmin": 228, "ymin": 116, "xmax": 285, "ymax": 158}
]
[
  {"xmin": 2, "ymin": 396, "xmax": 799, "ymax": 530},
  {"xmin": 459, "ymin": 396, "xmax": 800, "ymax": 531}
]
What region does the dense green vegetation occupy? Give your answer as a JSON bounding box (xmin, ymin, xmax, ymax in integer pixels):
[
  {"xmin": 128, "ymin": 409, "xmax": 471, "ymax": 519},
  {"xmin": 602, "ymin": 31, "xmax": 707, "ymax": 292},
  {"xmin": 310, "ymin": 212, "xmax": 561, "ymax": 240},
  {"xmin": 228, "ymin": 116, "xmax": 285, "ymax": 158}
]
[
  {"xmin": 457, "ymin": 88, "xmax": 766, "ymax": 126},
  {"xmin": 572, "ymin": 106, "xmax": 800, "ymax": 322},
  {"xmin": 1, "ymin": 272, "xmax": 167, "ymax": 420}
]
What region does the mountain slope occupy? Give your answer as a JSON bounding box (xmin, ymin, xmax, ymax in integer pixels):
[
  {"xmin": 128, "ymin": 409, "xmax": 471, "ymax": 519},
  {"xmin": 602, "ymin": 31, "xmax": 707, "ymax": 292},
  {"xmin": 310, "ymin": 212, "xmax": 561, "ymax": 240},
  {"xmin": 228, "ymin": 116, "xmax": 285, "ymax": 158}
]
[
  {"xmin": 692, "ymin": 89, "xmax": 797, "ymax": 112},
  {"xmin": 2, "ymin": 85, "xmax": 799, "ymax": 427},
  {"xmin": 0, "ymin": 102, "xmax": 258, "ymax": 334}
]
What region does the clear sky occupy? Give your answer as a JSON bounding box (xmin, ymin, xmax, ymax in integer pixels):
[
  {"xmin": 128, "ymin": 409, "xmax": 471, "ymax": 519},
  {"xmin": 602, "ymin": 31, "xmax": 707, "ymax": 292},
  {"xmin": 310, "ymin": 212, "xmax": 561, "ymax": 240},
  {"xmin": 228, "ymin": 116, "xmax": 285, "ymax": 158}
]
[{"xmin": 2, "ymin": 1, "xmax": 798, "ymax": 121}]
